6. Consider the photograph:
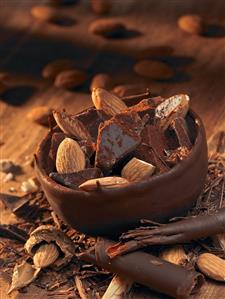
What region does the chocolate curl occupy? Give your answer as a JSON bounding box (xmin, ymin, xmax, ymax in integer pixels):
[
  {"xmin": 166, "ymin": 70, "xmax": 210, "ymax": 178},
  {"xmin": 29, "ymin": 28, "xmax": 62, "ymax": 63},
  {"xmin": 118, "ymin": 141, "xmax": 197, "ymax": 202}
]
[
  {"xmin": 78, "ymin": 239, "xmax": 204, "ymax": 299},
  {"xmin": 107, "ymin": 208, "xmax": 225, "ymax": 258}
]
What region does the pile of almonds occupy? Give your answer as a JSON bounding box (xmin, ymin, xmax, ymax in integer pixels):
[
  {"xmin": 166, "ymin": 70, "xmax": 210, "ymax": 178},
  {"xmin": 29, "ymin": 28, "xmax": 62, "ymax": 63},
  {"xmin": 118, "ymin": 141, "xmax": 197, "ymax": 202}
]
[{"xmin": 48, "ymin": 88, "xmax": 192, "ymax": 191}]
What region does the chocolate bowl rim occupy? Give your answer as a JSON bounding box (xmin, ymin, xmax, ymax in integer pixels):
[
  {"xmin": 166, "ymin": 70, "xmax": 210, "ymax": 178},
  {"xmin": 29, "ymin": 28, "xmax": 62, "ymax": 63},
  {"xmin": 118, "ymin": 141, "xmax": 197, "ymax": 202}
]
[{"xmin": 35, "ymin": 109, "xmax": 204, "ymax": 200}]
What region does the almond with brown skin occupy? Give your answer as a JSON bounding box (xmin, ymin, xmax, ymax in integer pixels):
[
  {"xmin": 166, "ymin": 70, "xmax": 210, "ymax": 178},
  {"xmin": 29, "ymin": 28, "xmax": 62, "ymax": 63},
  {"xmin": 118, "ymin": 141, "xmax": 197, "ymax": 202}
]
[
  {"xmin": 90, "ymin": 0, "xmax": 111, "ymax": 15},
  {"xmin": 134, "ymin": 60, "xmax": 173, "ymax": 80},
  {"xmin": 56, "ymin": 138, "xmax": 86, "ymax": 173},
  {"xmin": 89, "ymin": 19, "xmax": 126, "ymax": 38},
  {"xmin": 53, "ymin": 110, "xmax": 92, "ymax": 141},
  {"xmin": 42, "ymin": 59, "xmax": 74, "ymax": 79},
  {"xmin": 27, "ymin": 106, "xmax": 52, "ymax": 126},
  {"xmin": 54, "ymin": 69, "xmax": 87, "ymax": 89},
  {"xmin": 90, "ymin": 73, "xmax": 113, "ymax": 91},
  {"xmin": 33, "ymin": 243, "xmax": 59, "ymax": 268},
  {"xmin": 31, "ymin": 6, "xmax": 56, "ymax": 22},
  {"xmin": 92, "ymin": 88, "xmax": 127, "ymax": 116},
  {"xmin": 161, "ymin": 246, "xmax": 188, "ymax": 266},
  {"xmin": 178, "ymin": 15, "xmax": 204, "ymax": 35},
  {"xmin": 121, "ymin": 157, "xmax": 155, "ymax": 182},
  {"xmin": 197, "ymin": 253, "xmax": 225, "ymax": 282},
  {"xmin": 79, "ymin": 176, "xmax": 129, "ymax": 191}
]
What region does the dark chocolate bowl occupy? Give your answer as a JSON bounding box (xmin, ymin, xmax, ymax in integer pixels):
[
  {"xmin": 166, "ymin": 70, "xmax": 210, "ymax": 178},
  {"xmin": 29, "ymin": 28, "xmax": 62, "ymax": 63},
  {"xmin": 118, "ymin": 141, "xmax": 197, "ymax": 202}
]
[{"xmin": 35, "ymin": 97, "xmax": 208, "ymax": 236}]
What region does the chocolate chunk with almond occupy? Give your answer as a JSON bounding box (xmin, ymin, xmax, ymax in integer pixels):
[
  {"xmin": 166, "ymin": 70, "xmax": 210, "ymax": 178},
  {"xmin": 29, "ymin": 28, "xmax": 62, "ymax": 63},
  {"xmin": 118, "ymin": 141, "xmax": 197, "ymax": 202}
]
[
  {"xmin": 49, "ymin": 168, "xmax": 102, "ymax": 189},
  {"xmin": 95, "ymin": 111, "xmax": 143, "ymax": 173}
]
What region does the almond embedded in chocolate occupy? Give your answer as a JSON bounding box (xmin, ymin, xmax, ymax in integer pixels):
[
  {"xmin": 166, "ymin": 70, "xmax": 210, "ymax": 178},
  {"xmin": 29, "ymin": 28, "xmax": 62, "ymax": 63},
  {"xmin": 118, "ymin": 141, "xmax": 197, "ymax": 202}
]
[
  {"xmin": 95, "ymin": 112, "xmax": 143, "ymax": 173},
  {"xmin": 49, "ymin": 168, "xmax": 102, "ymax": 189},
  {"xmin": 155, "ymin": 94, "xmax": 190, "ymax": 130},
  {"xmin": 79, "ymin": 176, "xmax": 129, "ymax": 191},
  {"xmin": 170, "ymin": 117, "xmax": 192, "ymax": 149}
]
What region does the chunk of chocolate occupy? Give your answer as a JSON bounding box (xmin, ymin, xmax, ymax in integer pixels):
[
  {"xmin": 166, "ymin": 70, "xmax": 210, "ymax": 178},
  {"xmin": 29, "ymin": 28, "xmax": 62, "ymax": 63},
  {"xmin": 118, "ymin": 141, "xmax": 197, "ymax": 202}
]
[
  {"xmin": 165, "ymin": 146, "xmax": 190, "ymax": 166},
  {"xmin": 49, "ymin": 168, "xmax": 102, "ymax": 189},
  {"xmin": 135, "ymin": 125, "xmax": 169, "ymax": 173},
  {"xmin": 95, "ymin": 112, "xmax": 143, "ymax": 173},
  {"xmin": 170, "ymin": 117, "xmax": 192, "ymax": 149},
  {"xmin": 49, "ymin": 132, "xmax": 65, "ymax": 163},
  {"xmin": 127, "ymin": 98, "xmax": 155, "ymax": 120}
]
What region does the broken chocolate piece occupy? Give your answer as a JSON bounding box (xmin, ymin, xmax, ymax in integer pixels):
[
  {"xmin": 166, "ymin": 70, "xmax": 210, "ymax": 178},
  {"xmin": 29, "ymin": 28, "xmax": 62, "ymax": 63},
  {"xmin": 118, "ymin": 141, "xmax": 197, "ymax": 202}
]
[
  {"xmin": 0, "ymin": 224, "xmax": 28, "ymax": 243},
  {"xmin": 49, "ymin": 168, "xmax": 102, "ymax": 189},
  {"xmin": 166, "ymin": 146, "xmax": 190, "ymax": 166},
  {"xmin": 95, "ymin": 112, "xmax": 143, "ymax": 173},
  {"xmin": 126, "ymin": 98, "xmax": 155, "ymax": 121},
  {"xmin": 79, "ymin": 238, "xmax": 204, "ymax": 299},
  {"xmin": 170, "ymin": 117, "xmax": 192, "ymax": 149}
]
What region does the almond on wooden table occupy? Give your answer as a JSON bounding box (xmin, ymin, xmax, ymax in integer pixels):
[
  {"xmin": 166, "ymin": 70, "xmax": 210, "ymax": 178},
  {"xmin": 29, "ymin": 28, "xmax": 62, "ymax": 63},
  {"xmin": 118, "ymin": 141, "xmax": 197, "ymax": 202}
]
[
  {"xmin": 178, "ymin": 14, "xmax": 204, "ymax": 35},
  {"xmin": 161, "ymin": 246, "xmax": 188, "ymax": 266},
  {"xmin": 54, "ymin": 69, "xmax": 87, "ymax": 89},
  {"xmin": 31, "ymin": 5, "xmax": 57, "ymax": 22},
  {"xmin": 27, "ymin": 106, "xmax": 52, "ymax": 126},
  {"xmin": 197, "ymin": 253, "xmax": 225, "ymax": 282},
  {"xmin": 56, "ymin": 138, "xmax": 86, "ymax": 173},
  {"xmin": 92, "ymin": 88, "xmax": 127, "ymax": 116},
  {"xmin": 89, "ymin": 19, "xmax": 126, "ymax": 38},
  {"xmin": 79, "ymin": 176, "xmax": 129, "ymax": 191},
  {"xmin": 33, "ymin": 243, "xmax": 59, "ymax": 268},
  {"xmin": 134, "ymin": 60, "xmax": 173, "ymax": 80},
  {"xmin": 121, "ymin": 157, "xmax": 155, "ymax": 182},
  {"xmin": 90, "ymin": 73, "xmax": 113, "ymax": 91},
  {"xmin": 42, "ymin": 59, "xmax": 75, "ymax": 79}
]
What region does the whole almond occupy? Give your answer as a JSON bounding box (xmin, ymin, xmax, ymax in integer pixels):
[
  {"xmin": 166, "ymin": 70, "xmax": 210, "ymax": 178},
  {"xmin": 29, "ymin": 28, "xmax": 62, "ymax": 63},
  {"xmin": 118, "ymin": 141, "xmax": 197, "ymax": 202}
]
[
  {"xmin": 213, "ymin": 233, "xmax": 225, "ymax": 251},
  {"xmin": 134, "ymin": 60, "xmax": 173, "ymax": 80},
  {"xmin": 161, "ymin": 246, "xmax": 188, "ymax": 266},
  {"xmin": 90, "ymin": 73, "xmax": 113, "ymax": 91},
  {"xmin": 33, "ymin": 243, "xmax": 59, "ymax": 268},
  {"xmin": 27, "ymin": 106, "xmax": 52, "ymax": 126},
  {"xmin": 197, "ymin": 253, "xmax": 225, "ymax": 282},
  {"xmin": 42, "ymin": 59, "xmax": 74, "ymax": 79},
  {"xmin": 53, "ymin": 110, "xmax": 92, "ymax": 141},
  {"xmin": 79, "ymin": 176, "xmax": 129, "ymax": 191},
  {"xmin": 54, "ymin": 69, "xmax": 87, "ymax": 89},
  {"xmin": 92, "ymin": 88, "xmax": 127, "ymax": 116},
  {"xmin": 89, "ymin": 19, "xmax": 126, "ymax": 38},
  {"xmin": 56, "ymin": 138, "xmax": 86, "ymax": 173},
  {"xmin": 155, "ymin": 94, "xmax": 190, "ymax": 130},
  {"xmin": 121, "ymin": 158, "xmax": 155, "ymax": 182},
  {"xmin": 90, "ymin": 0, "xmax": 111, "ymax": 15},
  {"xmin": 178, "ymin": 15, "xmax": 204, "ymax": 35},
  {"xmin": 31, "ymin": 6, "xmax": 56, "ymax": 22}
]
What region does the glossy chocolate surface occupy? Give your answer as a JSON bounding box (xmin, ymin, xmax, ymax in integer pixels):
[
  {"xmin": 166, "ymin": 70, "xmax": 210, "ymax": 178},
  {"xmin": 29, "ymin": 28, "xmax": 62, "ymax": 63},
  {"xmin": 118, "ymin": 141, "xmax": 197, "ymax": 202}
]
[{"xmin": 35, "ymin": 101, "xmax": 208, "ymax": 236}]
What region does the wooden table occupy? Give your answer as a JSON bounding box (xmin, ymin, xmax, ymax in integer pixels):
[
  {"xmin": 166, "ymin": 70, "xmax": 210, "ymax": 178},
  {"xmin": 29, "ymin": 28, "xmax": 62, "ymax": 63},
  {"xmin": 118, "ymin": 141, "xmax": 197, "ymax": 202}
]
[{"xmin": 0, "ymin": 0, "xmax": 225, "ymax": 298}]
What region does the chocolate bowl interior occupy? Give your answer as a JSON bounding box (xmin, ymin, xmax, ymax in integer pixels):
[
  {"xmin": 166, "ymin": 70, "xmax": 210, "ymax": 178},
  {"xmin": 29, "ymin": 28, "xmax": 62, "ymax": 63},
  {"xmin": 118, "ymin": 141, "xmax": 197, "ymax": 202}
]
[{"xmin": 35, "ymin": 105, "xmax": 208, "ymax": 236}]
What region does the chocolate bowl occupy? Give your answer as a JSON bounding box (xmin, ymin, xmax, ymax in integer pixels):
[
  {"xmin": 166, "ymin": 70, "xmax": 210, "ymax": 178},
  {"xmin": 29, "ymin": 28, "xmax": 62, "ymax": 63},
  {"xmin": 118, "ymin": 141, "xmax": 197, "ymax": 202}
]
[{"xmin": 35, "ymin": 107, "xmax": 208, "ymax": 236}]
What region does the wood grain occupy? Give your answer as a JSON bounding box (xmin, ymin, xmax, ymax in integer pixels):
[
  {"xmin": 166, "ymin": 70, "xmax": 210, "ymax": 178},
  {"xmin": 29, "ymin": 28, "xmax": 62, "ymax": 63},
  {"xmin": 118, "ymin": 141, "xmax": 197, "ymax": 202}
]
[{"xmin": 0, "ymin": 0, "xmax": 225, "ymax": 298}]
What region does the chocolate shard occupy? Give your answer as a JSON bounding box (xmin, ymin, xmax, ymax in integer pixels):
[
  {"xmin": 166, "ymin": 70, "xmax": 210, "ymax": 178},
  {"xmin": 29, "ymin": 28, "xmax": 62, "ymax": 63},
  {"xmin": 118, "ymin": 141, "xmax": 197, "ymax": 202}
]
[
  {"xmin": 135, "ymin": 125, "xmax": 169, "ymax": 173},
  {"xmin": 165, "ymin": 146, "xmax": 190, "ymax": 166},
  {"xmin": 95, "ymin": 112, "xmax": 143, "ymax": 173},
  {"xmin": 127, "ymin": 98, "xmax": 155, "ymax": 121},
  {"xmin": 78, "ymin": 238, "xmax": 204, "ymax": 299},
  {"xmin": 49, "ymin": 132, "xmax": 65, "ymax": 163},
  {"xmin": 0, "ymin": 224, "xmax": 28, "ymax": 242},
  {"xmin": 170, "ymin": 117, "xmax": 192, "ymax": 149},
  {"xmin": 0, "ymin": 192, "xmax": 30, "ymax": 216},
  {"xmin": 49, "ymin": 168, "xmax": 103, "ymax": 189}
]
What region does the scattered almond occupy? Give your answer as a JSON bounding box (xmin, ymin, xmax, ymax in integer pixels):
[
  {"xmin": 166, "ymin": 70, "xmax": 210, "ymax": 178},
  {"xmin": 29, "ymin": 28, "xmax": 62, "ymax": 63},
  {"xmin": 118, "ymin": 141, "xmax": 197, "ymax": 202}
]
[
  {"xmin": 155, "ymin": 94, "xmax": 190, "ymax": 130},
  {"xmin": 79, "ymin": 176, "xmax": 129, "ymax": 191},
  {"xmin": 31, "ymin": 5, "xmax": 56, "ymax": 22},
  {"xmin": 56, "ymin": 138, "xmax": 86, "ymax": 173},
  {"xmin": 27, "ymin": 106, "xmax": 52, "ymax": 126},
  {"xmin": 90, "ymin": 0, "xmax": 111, "ymax": 15},
  {"xmin": 92, "ymin": 88, "xmax": 127, "ymax": 116},
  {"xmin": 53, "ymin": 110, "xmax": 92, "ymax": 141},
  {"xmin": 21, "ymin": 178, "xmax": 39, "ymax": 193},
  {"xmin": 33, "ymin": 243, "xmax": 59, "ymax": 268},
  {"xmin": 89, "ymin": 19, "xmax": 126, "ymax": 38},
  {"xmin": 121, "ymin": 157, "xmax": 155, "ymax": 182},
  {"xmin": 0, "ymin": 159, "xmax": 16, "ymax": 173},
  {"xmin": 161, "ymin": 246, "xmax": 188, "ymax": 266},
  {"xmin": 133, "ymin": 60, "xmax": 173, "ymax": 80},
  {"xmin": 42, "ymin": 59, "xmax": 74, "ymax": 79},
  {"xmin": 90, "ymin": 73, "xmax": 113, "ymax": 91},
  {"xmin": 197, "ymin": 253, "xmax": 225, "ymax": 282},
  {"xmin": 3, "ymin": 172, "xmax": 14, "ymax": 182},
  {"xmin": 178, "ymin": 14, "xmax": 204, "ymax": 35},
  {"xmin": 54, "ymin": 69, "xmax": 87, "ymax": 89}
]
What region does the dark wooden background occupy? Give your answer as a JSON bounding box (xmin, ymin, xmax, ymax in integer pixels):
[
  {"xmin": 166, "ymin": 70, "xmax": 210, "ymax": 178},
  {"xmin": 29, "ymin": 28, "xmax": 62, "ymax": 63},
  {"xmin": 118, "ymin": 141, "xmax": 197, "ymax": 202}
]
[{"xmin": 0, "ymin": 0, "xmax": 225, "ymax": 298}]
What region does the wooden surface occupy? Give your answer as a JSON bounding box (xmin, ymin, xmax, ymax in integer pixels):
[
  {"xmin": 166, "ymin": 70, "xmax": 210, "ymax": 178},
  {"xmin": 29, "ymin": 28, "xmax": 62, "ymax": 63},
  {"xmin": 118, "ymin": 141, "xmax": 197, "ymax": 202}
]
[{"xmin": 0, "ymin": 0, "xmax": 225, "ymax": 298}]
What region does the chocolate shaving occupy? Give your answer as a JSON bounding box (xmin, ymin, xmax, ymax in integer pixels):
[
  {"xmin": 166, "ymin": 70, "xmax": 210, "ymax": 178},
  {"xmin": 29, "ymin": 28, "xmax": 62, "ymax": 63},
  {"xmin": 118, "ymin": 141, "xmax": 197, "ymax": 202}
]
[
  {"xmin": 0, "ymin": 224, "xmax": 28, "ymax": 243},
  {"xmin": 106, "ymin": 208, "xmax": 225, "ymax": 258},
  {"xmin": 79, "ymin": 238, "xmax": 204, "ymax": 299}
]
